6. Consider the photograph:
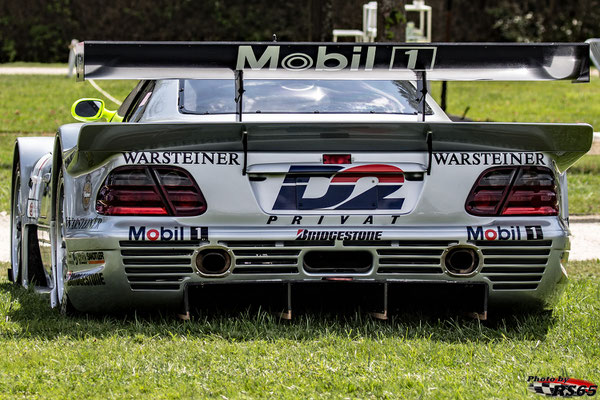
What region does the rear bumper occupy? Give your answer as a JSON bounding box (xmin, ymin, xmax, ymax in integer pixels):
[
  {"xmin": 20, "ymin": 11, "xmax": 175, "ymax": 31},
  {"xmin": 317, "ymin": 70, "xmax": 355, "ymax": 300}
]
[{"xmin": 64, "ymin": 223, "xmax": 569, "ymax": 312}]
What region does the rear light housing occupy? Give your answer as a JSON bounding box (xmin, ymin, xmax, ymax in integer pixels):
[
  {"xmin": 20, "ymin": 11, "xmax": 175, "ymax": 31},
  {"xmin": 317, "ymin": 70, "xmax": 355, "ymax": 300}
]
[
  {"xmin": 465, "ymin": 166, "xmax": 558, "ymax": 216},
  {"xmin": 96, "ymin": 166, "xmax": 207, "ymax": 216},
  {"xmin": 323, "ymin": 154, "xmax": 351, "ymax": 164}
]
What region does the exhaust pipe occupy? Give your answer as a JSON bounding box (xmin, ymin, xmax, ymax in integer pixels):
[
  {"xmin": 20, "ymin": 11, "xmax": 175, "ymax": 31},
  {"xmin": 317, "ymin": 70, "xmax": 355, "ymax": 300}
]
[
  {"xmin": 195, "ymin": 249, "xmax": 231, "ymax": 276},
  {"xmin": 444, "ymin": 247, "xmax": 479, "ymax": 276}
]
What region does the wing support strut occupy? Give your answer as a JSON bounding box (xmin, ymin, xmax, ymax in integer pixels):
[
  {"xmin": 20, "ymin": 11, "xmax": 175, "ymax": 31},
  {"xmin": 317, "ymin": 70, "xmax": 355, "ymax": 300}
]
[
  {"xmin": 416, "ymin": 71, "xmax": 433, "ymax": 175},
  {"xmin": 416, "ymin": 70, "xmax": 428, "ymax": 122},
  {"xmin": 242, "ymin": 129, "xmax": 248, "ymax": 175},
  {"xmin": 426, "ymin": 130, "xmax": 433, "ymax": 175},
  {"xmin": 235, "ymin": 70, "xmax": 249, "ymax": 175}
]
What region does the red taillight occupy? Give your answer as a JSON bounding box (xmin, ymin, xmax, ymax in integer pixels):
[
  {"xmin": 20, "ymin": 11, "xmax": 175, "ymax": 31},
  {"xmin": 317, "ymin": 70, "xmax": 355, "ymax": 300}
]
[
  {"xmin": 96, "ymin": 166, "xmax": 207, "ymax": 216},
  {"xmin": 323, "ymin": 154, "xmax": 351, "ymax": 164},
  {"xmin": 466, "ymin": 166, "xmax": 558, "ymax": 216}
]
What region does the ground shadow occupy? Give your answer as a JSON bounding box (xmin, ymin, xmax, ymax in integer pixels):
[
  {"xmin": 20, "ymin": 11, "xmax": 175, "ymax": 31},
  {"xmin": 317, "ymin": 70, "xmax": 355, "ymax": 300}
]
[{"xmin": 1, "ymin": 281, "xmax": 555, "ymax": 343}]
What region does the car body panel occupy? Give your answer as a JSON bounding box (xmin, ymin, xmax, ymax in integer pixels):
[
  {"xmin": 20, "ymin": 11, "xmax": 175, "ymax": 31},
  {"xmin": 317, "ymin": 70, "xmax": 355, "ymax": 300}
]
[{"xmin": 10, "ymin": 41, "xmax": 593, "ymax": 314}]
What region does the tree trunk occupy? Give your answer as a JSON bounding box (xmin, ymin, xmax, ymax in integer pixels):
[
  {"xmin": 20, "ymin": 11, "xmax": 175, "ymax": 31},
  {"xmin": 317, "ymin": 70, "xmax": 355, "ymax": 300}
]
[{"xmin": 377, "ymin": 0, "xmax": 407, "ymax": 42}]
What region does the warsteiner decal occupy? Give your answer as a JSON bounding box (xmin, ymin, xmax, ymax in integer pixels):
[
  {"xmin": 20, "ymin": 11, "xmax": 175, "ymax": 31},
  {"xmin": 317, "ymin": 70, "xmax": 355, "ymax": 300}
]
[
  {"xmin": 296, "ymin": 229, "xmax": 383, "ymax": 241},
  {"xmin": 122, "ymin": 151, "xmax": 239, "ymax": 165},
  {"xmin": 467, "ymin": 225, "xmax": 543, "ymax": 241},
  {"xmin": 128, "ymin": 226, "xmax": 208, "ymax": 241},
  {"xmin": 433, "ymin": 152, "xmax": 545, "ymax": 166},
  {"xmin": 274, "ymin": 164, "xmax": 406, "ymax": 211}
]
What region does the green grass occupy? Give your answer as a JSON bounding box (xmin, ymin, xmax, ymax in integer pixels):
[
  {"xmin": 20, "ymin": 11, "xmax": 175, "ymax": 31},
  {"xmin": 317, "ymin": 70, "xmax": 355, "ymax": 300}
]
[
  {"xmin": 568, "ymin": 155, "xmax": 600, "ymax": 215},
  {"xmin": 0, "ymin": 62, "xmax": 67, "ymax": 68},
  {"xmin": 431, "ymin": 80, "xmax": 600, "ymax": 128},
  {"xmin": 0, "ymin": 260, "xmax": 598, "ymax": 399},
  {"xmin": 0, "ymin": 75, "xmax": 135, "ymax": 133}
]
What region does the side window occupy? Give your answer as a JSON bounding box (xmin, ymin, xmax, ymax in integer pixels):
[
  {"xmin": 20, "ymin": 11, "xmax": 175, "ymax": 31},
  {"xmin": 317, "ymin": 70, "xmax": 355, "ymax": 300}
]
[
  {"xmin": 126, "ymin": 81, "xmax": 156, "ymax": 122},
  {"xmin": 113, "ymin": 80, "xmax": 147, "ymax": 122}
]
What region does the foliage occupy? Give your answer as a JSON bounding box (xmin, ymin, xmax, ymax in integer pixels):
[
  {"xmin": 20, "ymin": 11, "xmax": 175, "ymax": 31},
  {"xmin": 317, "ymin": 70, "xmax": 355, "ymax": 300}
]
[
  {"xmin": 425, "ymin": 0, "xmax": 600, "ymax": 44},
  {"xmin": 5, "ymin": 0, "xmax": 600, "ymax": 62},
  {"xmin": 0, "ymin": 0, "xmax": 319, "ymax": 62},
  {"xmin": 485, "ymin": 1, "xmax": 588, "ymax": 42}
]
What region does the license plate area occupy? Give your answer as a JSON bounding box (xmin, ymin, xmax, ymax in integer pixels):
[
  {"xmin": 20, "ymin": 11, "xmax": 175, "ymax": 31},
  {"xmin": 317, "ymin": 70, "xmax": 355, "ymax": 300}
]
[{"xmin": 294, "ymin": 166, "xmax": 406, "ymax": 210}]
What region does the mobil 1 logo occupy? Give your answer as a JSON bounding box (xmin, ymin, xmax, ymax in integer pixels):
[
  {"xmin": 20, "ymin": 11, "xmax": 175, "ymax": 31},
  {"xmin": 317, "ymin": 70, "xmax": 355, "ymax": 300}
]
[
  {"xmin": 128, "ymin": 226, "xmax": 208, "ymax": 242},
  {"xmin": 236, "ymin": 45, "xmax": 437, "ymax": 72},
  {"xmin": 467, "ymin": 225, "xmax": 544, "ymax": 241}
]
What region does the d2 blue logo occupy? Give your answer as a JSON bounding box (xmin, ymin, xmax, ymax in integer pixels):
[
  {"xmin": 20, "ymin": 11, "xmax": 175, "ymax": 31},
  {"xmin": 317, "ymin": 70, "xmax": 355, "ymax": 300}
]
[{"xmin": 273, "ymin": 164, "xmax": 405, "ymax": 210}]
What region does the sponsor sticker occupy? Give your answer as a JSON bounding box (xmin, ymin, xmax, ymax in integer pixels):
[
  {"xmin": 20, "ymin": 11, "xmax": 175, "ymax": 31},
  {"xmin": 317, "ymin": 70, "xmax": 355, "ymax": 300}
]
[
  {"xmin": 82, "ymin": 175, "xmax": 92, "ymax": 210},
  {"xmin": 266, "ymin": 215, "xmax": 400, "ymax": 225},
  {"xmin": 66, "ymin": 272, "xmax": 105, "ymax": 287},
  {"xmin": 236, "ymin": 45, "xmax": 436, "ymax": 71},
  {"xmin": 66, "ymin": 218, "xmax": 102, "ymax": 230},
  {"xmin": 433, "ymin": 152, "xmax": 545, "ymax": 166},
  {"xmin": 273, "ymin": 164, "xmax": 406, "ymax": 211},
  {"xmin": 128, "ymin": 226, "xmax": 208, "ymax": 241},
  {"xmin": 527, "ymin": 376, "xmax": 597, "ymax": 397},
  {"xmin": 70, "ymin": 251, "xmax": 105, "ymax": 266},
  {"xmin": 122, "ymin": 151, "xmax": 239, "ymax": 166},
  {"xmin": 296, "ymin": 229, "xmax": 382, "ymax": 241},
  {"xmin": 27, "ymin": 200, "xmax": 38, "ymax": 218},
  {"xmin": 467, "ymin": 225, "xmax": 543, "ymax": 241}
]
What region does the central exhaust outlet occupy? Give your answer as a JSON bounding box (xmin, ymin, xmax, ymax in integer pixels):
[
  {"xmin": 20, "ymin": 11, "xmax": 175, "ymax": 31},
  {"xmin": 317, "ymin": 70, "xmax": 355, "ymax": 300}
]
[
  {"xmin": 196, "ymin": 249, "xmax": 231, "ymax": 276},
  {"xmin": 444, "ymin": 247, "xmax": 479, "ymax": 275}
]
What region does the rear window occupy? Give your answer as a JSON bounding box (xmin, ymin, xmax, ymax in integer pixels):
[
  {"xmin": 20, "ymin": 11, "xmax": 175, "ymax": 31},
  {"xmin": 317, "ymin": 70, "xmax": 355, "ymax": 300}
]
[{"xmin": 180, "ymin": 79, "xmax": 430, "ymax": 115}]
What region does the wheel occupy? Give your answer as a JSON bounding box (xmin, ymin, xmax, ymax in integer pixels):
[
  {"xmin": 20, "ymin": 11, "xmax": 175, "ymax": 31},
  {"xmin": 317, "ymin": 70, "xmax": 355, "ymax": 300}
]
[
  {"xmin": 54, "ymin": 168, "xmax": 71, "ymax": 314},
  {"xmin": 9, "ymin": 164, "xmax": 22, "ymax": 285}
]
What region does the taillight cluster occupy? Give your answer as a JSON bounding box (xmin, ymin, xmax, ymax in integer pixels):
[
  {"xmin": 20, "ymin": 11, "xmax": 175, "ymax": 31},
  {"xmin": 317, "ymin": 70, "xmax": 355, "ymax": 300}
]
[
  {"xmin": 96, "ymin": 166, "xmax": 207, "ymax": 216},
  {"xmin": 465, "ymin": 166, "xmax": 558, "ymax": 216}
]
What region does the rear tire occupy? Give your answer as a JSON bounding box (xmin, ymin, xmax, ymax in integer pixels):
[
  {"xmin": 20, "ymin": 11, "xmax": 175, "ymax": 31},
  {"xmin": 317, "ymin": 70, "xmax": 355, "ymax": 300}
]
[{"xmin": 10, "ymin": 164, "xmax": 23, "ymax": 285}]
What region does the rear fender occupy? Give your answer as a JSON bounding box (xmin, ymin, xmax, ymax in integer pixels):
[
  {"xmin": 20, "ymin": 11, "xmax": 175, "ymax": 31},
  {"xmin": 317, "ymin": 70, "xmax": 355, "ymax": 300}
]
[
  {"xmin": 52, "ymin": 123, "xmax": 85, "ymax": 222},
  {"xmin": 13, "ymin": 137, "xmax": 55, "ymax": 225}
]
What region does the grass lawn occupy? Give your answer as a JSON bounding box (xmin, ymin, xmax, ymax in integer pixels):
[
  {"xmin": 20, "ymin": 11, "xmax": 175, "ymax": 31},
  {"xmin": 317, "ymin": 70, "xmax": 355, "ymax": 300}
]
[
  {"xmin": 568, "ymin": 155, "xmax": 600, "ymax": 215},
  {"xmin": 430, "ymin": 80, "xmax": 600, "ymax": 128},
  {"xmin": 0, "ymin": 260, "xmax": 598, "ymax": 399},
  {"xmin": 0, "ymin": 62, "xmax": 68, "ymax": 68},
  {"xmin": 0, "ymin": 75, "xmax": 135, "ymax": 134}
]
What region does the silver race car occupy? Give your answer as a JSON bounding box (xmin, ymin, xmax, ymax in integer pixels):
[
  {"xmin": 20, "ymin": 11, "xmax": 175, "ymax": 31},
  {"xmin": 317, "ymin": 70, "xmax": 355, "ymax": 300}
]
[{"xmin": 9, "ymin": 42, "xmax": 593, "ymax": 318}]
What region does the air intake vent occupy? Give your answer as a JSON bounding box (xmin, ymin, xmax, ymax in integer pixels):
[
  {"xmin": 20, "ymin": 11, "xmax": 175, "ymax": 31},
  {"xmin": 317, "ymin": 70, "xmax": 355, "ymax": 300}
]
[
  {"xmin": 227, "ymin": 247, "xmax": 301, "ymax": 275},
  {"xmin": 375, "ymin": 240, "xmax": 455, "ymax": 275},
  {"xmin": 119, "ymin": 243, "xmax": 195, "ymax": 290},
  {"xmin": 474, "ymin": 240, "xmax": 552, "ymax": 290}
]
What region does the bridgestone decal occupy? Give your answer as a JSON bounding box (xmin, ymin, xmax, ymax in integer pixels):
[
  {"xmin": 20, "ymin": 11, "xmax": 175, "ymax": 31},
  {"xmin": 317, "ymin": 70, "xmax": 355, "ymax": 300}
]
[{"xmin": 296, "ymin": 229, "xmax": 383, "ymax": 241}]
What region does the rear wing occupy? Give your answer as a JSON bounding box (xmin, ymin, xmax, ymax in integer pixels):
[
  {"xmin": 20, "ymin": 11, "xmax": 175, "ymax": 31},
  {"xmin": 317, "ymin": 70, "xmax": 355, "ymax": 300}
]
[
  {"xmin": 75, "ymin": 41, "xmax": 590, "ymax": 82},
  {"xmin": 68, "ymin": 121, "xmax": 593, "ymax": 175}
]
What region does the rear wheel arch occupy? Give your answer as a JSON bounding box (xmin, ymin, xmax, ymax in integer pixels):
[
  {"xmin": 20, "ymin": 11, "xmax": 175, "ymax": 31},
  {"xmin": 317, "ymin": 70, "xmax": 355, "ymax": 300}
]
[
  {"xmin": 11, "ymin": 138, "xmax": 55, "ymax": 287},
  {"xmin": 50, "ymin": 137, "xmax": 64, "ymax": 223},
  {"xmin": 9, "ymin": 147, "xmax": 21, "ymax": 283}
]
